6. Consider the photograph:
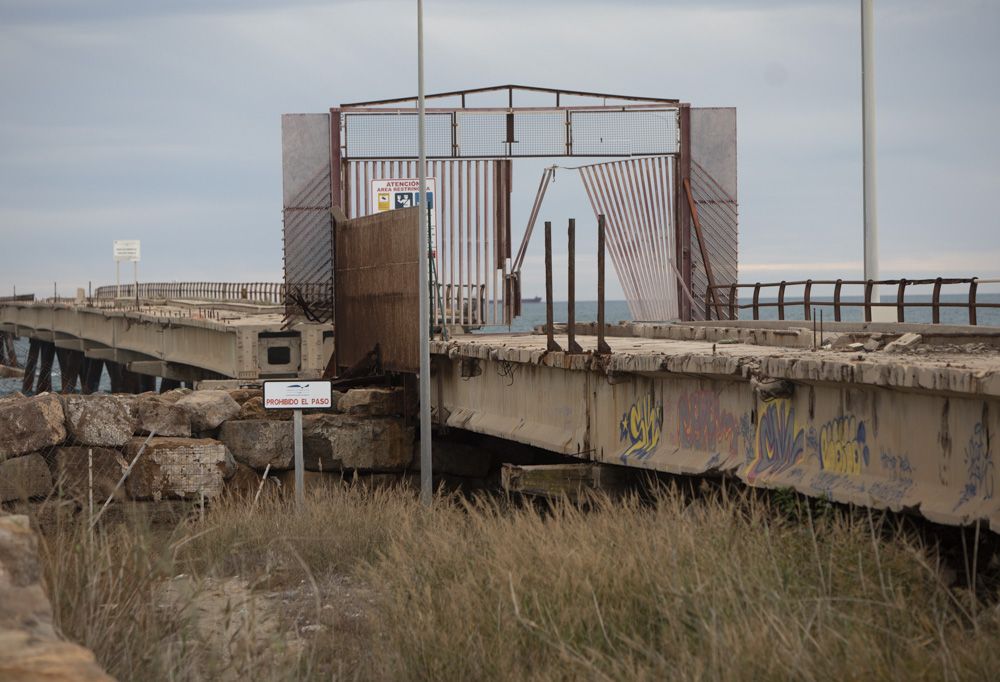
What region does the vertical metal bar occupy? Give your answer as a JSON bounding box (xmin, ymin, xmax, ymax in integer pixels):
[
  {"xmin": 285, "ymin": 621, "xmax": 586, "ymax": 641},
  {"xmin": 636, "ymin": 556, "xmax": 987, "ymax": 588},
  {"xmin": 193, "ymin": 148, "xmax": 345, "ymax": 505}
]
[
  {"xmin": 329, "ymin": 109, "xmax": 342, "ymax": 209},
  {"xmin": 466, "ymin": 160, "xmax": 472, "ymax": 326},
  {"xmin": 545, "ymin": 221, "xmax": 561, "ymax": 352},
  {"xmin": 475, "ymin": 160, "xmax": 482, "ymax": 324},
  {"xmin": 293, "ymin": 408, "xmax": 304, "ymax": 507},
  {"xmin": 567, "ymin": 218, "xmax": 582, "ymax": 353},
  {"xmin": 834, "ymin": 279, "xmax": 843, "ymax": 322},
  {"xmin": 458, "ymin": 161, "xmax": 464, "ymax": 326},
  {"xmin": 969, "ymin": 278, "xmax": 979, "ymax": 326},
  {"xmin": 416, "ymin": 0, "xmax": 432, "ymax": 507},
  {"xmin": 582, "ymin": 165, "xmax": 640, "ymax": 318},
  {"xmin": 752, "ymin": 283, "xmax": 761, "ymax": 321},
  {"xmin": 864, "ymin": 280, "xmax": 874, "ymax": 322},
  {"xmin": 449, "ymin": 160, "xmax": 456, "ymax": 326},
  {"xmin": 896, "ymin": 278, "xmax": 907, "ymax": 323},
  {"xmin": 804, "ymin": 280, "xmax": 813, "ymax": 321},
  {"xmin": 729, "ymin": 283, "xmax": 737, "ymax": 320},
  {"xmin": 363, "ymin": 161, "xmax": 370, "ymax": 215},
  {"xmin": 677, "ymin": 104, "xmax": 692, "ymax": 320},
  {"xmin": 597, "ymin": 214, "xmax": 611, "ymax": 354},
  {"xmin": 777, "ymin": 281, "xmax": 786, "ymax": 321},
  {"xmin": 600, "ymin": 163, "xmax": 647, "ymax": 318},
  {"xmin": 932, "ymin": 277, "xmax": 942, "ymax": 324}
]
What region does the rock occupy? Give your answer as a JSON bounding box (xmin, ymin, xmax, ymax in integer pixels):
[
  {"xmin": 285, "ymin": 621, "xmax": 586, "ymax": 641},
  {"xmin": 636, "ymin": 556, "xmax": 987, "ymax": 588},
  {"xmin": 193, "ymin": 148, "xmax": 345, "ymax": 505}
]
[
  {"xmin": 338, "ymin": 388, "xmax": 404, "ymax": 417},
  {"xmin": 52, "ymin": 447, "xmax": 126, "ymax": 503},
  {"xmin": 431, "ymin": 440, "xmax": 495, "ymax": 478},
  {"xmin": 0, "ymin": 454, "xmax": 53, "ymax": 502},
  {"xmin": 175, "ymin": 390, "xmax": 240, "ymax": 431},
  {"xmin": 884, "ymin": 332, "xmax": 922, "ymax": 353},
  {"xmin": 62, "ymin": 395, "xmax": 137, "ymax": 447},
  {"xmin": 136, "ymin": 394, "xmax": 192, "ymax": 437},
  {"xmin": 847, "ymin": 342, "xmax": 865, "ymax": 351},
  {"xmin": 218, "ymin": 420, "xmax": 294, "ymax": 470},
  {"xmin": 125, "ymin": 437, "xmax": 233, "ymax": 501},
  {"xmin": 0, "ymin": 515, "xmax": 114, "ymax": 681},
  {"xmin": 227, "ymin": 388, "xmax": 263, "ymax": 405},
  {"xmin": 0, "ymin": 393, "xmax": 66, "ymax": 461},
  {"xmin": 225, "ymin": 461, "xmax": 265, "ymax": 496},
  {"xmin": 157, "ymin": 388, "xmax": 191, "ymax": 404},
  {"xmin": 236, "ymin": 396, "xmax": 292, "ymax": 421},
  {"xmin": 302, "ymin": 414, "xmax": 414, "ymax": 472}
]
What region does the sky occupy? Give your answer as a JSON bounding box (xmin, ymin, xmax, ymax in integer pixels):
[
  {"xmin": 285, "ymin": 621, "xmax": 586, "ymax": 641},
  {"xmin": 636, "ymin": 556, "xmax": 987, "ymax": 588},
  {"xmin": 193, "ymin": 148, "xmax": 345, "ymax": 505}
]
[{"xmin": 1, "ymin": 0, "xmax": 998, "ymax": 301}]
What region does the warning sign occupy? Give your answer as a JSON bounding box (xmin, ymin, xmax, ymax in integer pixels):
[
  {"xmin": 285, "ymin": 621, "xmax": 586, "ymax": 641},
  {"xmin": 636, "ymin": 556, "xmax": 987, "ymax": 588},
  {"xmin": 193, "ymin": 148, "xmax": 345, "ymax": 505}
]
[{"xmin": 370, "ymin": 178, "xmax": 437, "ymax": 256}]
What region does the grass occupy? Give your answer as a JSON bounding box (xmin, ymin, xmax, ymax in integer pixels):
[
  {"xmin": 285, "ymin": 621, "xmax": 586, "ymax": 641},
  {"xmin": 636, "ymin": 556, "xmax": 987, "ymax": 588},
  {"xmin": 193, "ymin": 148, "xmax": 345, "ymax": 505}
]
[{"xmin": 27, "ymin": 481, "xmax": 1000, "ymax": 681}]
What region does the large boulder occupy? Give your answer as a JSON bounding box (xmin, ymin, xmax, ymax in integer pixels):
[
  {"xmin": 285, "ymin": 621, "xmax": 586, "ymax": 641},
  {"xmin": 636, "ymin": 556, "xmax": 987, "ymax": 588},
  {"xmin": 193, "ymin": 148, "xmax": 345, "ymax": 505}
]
[
  {"xmin": 62, "ymin": 395, "xmax": 137, "ymax": 447},
  {"xmin": 175, "ymin": 391, "xmax": 240, "ymax": 432},
  {"xmin": 0, "ymin": 515, "xmax": 114, "ymax": 681},
  {"xmin": 136, "ymin": 394, "xmax": 191, "ymax": 437},
  {"xmin": 0, "ymin": 454, "xmax": 53, "ymax": 502},
  {"xmin": 302, "ymin": 414, "xmax": 414, "ymax": 472},
  {"xmin": 338, "ymin": 387, "xmax": 404, "ymax": 417},
  {"xmin": 52, "ymin": 447, "xmax": 126, "ymax": 503},
  {"xmin": 218, "ymin": 420, "xmax": 294, "ymax": 470},
  {"xmin": 125, "ymin": 437, "xmax": 234, "ymax": 501},
  {"xmin": 0, "ymin": 393, "xmax": 66, "ymax": 461},
  {"xmin": 227, "ymin": 388, "xmax": 263, "ymax": 405},
  {"xmin": 236, "ymin": 396, "xmax": 292, "ymax": 421}
]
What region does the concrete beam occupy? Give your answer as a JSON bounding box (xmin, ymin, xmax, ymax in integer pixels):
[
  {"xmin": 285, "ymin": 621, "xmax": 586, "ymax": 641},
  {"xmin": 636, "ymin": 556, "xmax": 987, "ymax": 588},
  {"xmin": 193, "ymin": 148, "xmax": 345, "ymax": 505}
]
[
  {"xmin": 54, "ymin": 339, "xmax": 86, "ymax": 351},
  {"xmin": 128, "ymin": 360, "xmax": 207, "ymax": 382}
]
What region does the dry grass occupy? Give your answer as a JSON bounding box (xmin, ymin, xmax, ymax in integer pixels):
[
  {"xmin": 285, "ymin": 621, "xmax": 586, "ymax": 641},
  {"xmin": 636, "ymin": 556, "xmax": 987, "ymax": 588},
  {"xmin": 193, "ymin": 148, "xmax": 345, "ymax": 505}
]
[{"xmin": 28, "ymin": 482, "xmax": 1000, "ymax": 681}]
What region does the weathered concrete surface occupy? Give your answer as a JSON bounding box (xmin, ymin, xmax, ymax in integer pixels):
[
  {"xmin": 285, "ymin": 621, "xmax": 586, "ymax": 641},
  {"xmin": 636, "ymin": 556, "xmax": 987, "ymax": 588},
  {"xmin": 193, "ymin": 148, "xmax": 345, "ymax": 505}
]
[
  {"xmin": 0, "ymin": 394, "xmax": 66, "ymax": 461},
  {"xmin": 0, "ymin": 514, "xmax": 114, "ymax": 681},
  {"xmin": 175, "ymin": 391, "xmax": 240, "ymax": 431},
  {"xmin": 0, "ymin": 454, "xmax": 52, "ymax": 502},
  {"xmin": 218, "ymin": 420, "xmax": 294, "ymax": 470},
  {"xmin": 432, "ymin": 331, "xmax": 1000, "ymax": 532},
  {"xmin": 136, "ymin": 394, "xmax": 192, "ymax": 437},
  {"xmin": 339, "ymin": 387, "xmax": 403, "ymax": 417},
  {"xmin": 302, "ymin": 414, "xmax": 414, "ymax": 472},
  {"xmin": 53, "ymin": 447, "xmax": 126, "ymax": 502},
  {"xmin": 63, "ymin": 395, "xmax": 137, "ymax": 447},
  {"xmin": 125, "ymin": 438, "xmax": 234, "ymax": 500}
]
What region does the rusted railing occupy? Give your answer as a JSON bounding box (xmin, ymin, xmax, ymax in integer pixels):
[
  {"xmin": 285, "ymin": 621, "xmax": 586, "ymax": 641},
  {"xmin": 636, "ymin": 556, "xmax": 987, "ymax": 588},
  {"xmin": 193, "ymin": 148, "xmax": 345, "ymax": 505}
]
[
  {"xmin": 92, "ymin": 282, "xmax": 287, "ymax": 304},
  {"xmin": 705, "ymin": 277, "xmax": 1000, "ymax": 326}
]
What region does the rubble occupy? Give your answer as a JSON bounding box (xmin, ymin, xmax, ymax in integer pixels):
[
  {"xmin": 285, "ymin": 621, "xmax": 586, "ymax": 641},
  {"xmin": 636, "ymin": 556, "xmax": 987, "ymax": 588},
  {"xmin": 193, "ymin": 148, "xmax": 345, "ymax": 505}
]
[
  {"xmin": 218, "ymin": 420, "xmax": 295, "ymax": 470},
  {"xmin": 63, "ymin": 395, "xmax": 137, "ymax": 447},
  {"xmin": 0, "ymin": 393, "xmax": 66, "ymax": 461},
  {"xmin": 125, "ymin": 437, "xmax": 234, "ymax": 501},
  {"xmin": 175, "ymin": 391, "xmax": 241, "ymax": 431}
]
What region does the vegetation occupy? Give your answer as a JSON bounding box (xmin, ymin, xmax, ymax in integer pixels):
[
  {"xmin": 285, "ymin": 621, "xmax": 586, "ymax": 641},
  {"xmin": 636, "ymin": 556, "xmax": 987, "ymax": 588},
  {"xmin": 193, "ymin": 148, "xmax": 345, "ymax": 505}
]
[{"xmin": 30, "ymin": 482, "xmax": 1000, "ymax": 681}]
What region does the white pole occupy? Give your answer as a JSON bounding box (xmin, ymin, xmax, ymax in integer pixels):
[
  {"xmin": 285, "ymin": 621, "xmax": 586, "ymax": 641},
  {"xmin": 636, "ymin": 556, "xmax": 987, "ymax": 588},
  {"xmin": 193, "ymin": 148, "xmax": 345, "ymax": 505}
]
[
  {"xmin": 293, "ymin": 409, "xmax": 304, "ymax": 508},
  {"xmin": 116, "ymin": 261, "xmax": 120, "ymax": 302},
  {"xmin": 417, "ymin": 0, "xmax": 433, "ymax": 506},
  {"xmin": 862, "ymin": 0, "xmax": 879, "ymax": 293}
]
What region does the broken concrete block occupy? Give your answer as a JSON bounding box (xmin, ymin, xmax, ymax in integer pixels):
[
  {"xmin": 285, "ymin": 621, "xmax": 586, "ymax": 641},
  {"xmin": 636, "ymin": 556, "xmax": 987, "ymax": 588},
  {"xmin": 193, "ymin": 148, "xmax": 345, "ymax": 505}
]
[
  {"xmin": 236, "ymin": 396, "xmax": 292, "ymax": 421},
  {"xmin": 218, "ymin": 420, "xmax": 294, "ymax": 470},
  {"xmin": 302, "ymin": 414, "xmax": 414, "ymax": 472},
  {"xmin": 227, "ymin": 388, "xmax": 263, "ymax": 405},
  {"xmin": 338, "ymin": 387, "xmax": 404, "ymax": 417},
  {"xmin": 62, "ymin": 394, "xmax": 137, "ymax": 447},
  {"xmin": 0, "ymin": 394, "xmax": 66, "ymax": 461},
  {"xmin": 884, "ymin": 333, "xmax": 922, "ymax": 353},
  {"xmin": 175, "ymin": 390, "xmax": 241, "ymax": 431},
  {"xmin": 0, "ymin": 454, "xmax": 53, "ymax": 502},
  {"xmin": 52, "ymin": 447, "xmax": 126, "ymax": 503},
  {"xmin": 137, "ymin": 394, "xmax": 192, "ymax": 437},
  {"xmin": 125, "ymin": 437, "xmax": 233, "ymax": 501}
]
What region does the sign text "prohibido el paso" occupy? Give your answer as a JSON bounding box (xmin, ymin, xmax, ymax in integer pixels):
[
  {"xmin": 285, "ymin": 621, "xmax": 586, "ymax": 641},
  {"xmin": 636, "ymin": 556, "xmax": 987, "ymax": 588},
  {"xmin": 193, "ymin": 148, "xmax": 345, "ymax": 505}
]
[{"xmin": 263, "ymin": 380, "xmax": 333, "ymax": 409}]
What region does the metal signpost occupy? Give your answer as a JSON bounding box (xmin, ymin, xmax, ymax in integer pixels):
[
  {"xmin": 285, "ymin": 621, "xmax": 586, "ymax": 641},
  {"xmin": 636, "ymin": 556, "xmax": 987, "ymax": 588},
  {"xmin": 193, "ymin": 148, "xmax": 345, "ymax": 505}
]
[
  {"xmin": 263, "ymin": 379, "xmax": 334, "ymax": 507},
  {"xmin": 113, "ymin": 240, "xmax": 141, "ymax": 301}
]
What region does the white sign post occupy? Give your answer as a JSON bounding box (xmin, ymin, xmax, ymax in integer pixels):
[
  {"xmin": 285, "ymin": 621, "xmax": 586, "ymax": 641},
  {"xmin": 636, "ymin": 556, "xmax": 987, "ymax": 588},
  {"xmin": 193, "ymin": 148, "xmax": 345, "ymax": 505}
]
[
  {"xmin": 263, "ymin": 380, "xmax": 333, "ymax": 507},
  {"xmin": 113, "ymin": 240, "xmax": 141, "ymax": 303}
]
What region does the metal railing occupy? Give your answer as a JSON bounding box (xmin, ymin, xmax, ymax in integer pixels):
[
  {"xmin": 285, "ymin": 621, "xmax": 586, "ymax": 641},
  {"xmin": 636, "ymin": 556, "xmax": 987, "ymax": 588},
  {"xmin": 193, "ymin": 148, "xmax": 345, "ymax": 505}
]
[
  {"xmin": 705, "ymin": 277, "xmax": 1000, "ymax": 326},
  {"xmin": 92, "ymin": 282, "xmax": 287, "ymax": 304},
  {"xmin": 0, "ymin": 294, "xmax": 35, "ymax": 304}
]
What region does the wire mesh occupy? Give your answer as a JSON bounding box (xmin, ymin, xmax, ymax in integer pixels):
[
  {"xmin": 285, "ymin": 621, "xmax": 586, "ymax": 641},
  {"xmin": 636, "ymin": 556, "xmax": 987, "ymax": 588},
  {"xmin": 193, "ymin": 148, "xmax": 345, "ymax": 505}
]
[
  {"xmin": 571, "ymin": 109, "xmax": 679, "ymax": 156},
  {"xmin": 344, "ymin": 112, "xmax": 453, "ymax": 158},
  {"xmin": 689, "ymin": 160, "xmax": 738, "ymax": 320}
]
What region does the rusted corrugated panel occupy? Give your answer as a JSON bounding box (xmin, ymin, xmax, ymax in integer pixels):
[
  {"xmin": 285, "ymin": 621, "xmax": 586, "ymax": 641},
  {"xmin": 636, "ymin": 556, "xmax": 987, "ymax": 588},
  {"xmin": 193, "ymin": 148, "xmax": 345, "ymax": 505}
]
[{"xmin": 334, "ymin": 207, "xmax": 420, "ymax": 373}]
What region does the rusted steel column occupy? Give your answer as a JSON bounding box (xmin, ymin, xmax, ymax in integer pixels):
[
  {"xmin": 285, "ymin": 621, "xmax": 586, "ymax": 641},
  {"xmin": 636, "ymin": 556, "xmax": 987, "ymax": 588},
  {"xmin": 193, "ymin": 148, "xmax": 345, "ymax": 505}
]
[
  {"xmin": 36, "ymin": 342, "xmax": 55, "ymax": 394},
  {"xmin": 804, "ymin": 280, "xmax": 813, "ymax": 321},
  {"xmin": 752, "ymin": 283, "xmax": 761, "ymax": 321},
  {"xmin": 896, "ymin": 279, "xmax": 908, "ymax": 323},
  {"xmin": 597, "ymin": 214, "xmax": 611, "ymax": 355},
  {"xmin": 777, "ymin": 281, "xmax": 787, "ymax": 321},
  {"xmin": 21, "ymin": 339, "xmax": 39, "ymax": 394},
  {"xmin": 864, "ymin": 280, "xmax": 874, "ymax": 322},
  {"xmin": 834, "ymin": 279, "xmax": 843, "ymax": 321},
  {"xmin": 728, "ymin": 283, "xmax": 737, "ymax": 321},
  {"xmin": 566, "ymin": 219, "xmax": 583, "ymax": 354},
  {"xmin": 677, "ymin": 104, "xmax": 692, "ymax": 320},
  {"xmin": 932, "ymin": 277, "xmax": 943, "ymax": 324},
  {"xmin": 544, "ymin": 221, "xmax": 561, "ymax": 353},
  {"xmin": 969, "ymin": 278, "xmax": 979, "ymax": 326},
  {"xmin": 4, "ymin": 333, "xmax": 17, "ymax": 367}
]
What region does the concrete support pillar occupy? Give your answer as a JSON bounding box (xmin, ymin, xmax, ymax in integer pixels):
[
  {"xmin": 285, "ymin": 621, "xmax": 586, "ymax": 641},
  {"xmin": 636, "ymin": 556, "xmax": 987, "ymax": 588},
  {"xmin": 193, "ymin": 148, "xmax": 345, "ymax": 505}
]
[
  {"xmin": 21, "ymin": 340, "xmax": 39, "ymax": 394},
  {"xmin": 35, "ymin": 342, "xmax": 55, "ymax": 394},
  {"xmin": 139, "ymin": 374, "xmax": 157, "ymax": 393},
  {"xmin": 83, "ymin": 359, "xmax": 104, "ymax": 394},
  {"xmin": 106, "ymin": 362, "xmax": 123, "ymax": 393},
  {"xmin": 58, "ymin": 349, "xmax": 84, "ymax": 394}
]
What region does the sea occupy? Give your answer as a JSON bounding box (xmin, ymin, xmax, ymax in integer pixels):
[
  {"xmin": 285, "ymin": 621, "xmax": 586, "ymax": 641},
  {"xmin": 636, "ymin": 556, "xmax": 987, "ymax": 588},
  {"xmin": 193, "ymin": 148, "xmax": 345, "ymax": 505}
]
[{"xmin": 3, "ymin": 294, "xmax": 997, "ymax": 397}]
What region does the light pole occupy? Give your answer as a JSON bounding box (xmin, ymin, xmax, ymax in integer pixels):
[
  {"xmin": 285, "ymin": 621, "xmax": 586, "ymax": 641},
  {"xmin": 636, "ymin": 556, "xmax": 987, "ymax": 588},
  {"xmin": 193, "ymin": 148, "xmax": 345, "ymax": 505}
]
[
  {"xmin": 417, "ymin": 0, "xmax": 433, "ymax": 506},
  {"xmin": 862, "ymin": 0, "xmax": 880, "ymax": 299}
]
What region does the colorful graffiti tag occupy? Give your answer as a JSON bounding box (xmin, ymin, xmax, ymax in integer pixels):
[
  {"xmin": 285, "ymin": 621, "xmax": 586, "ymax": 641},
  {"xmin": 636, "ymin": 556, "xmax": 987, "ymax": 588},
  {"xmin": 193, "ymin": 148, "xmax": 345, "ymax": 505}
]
[
  {"xmin": 746, "ymin": 400, "xmax": 804, "ymax": 482},
  {"xmin": 956, "ymin": 423, "xmax": 994, "ymax": 508},
  {"xmin": 818, "ymin": 416, "xmax": 870, "ymax": 476},
  {"xmin": 677, "ymin": 390, "xmax": 738, "ymax": 458},
  {"xmin": 619, "ymin": 393, "xmax": 663, "ymax": 463}
]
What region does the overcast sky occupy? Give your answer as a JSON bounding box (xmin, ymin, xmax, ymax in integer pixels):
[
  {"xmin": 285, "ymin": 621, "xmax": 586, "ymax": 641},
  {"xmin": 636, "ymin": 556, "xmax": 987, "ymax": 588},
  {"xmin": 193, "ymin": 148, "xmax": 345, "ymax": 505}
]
[{"xmin": 1, "ymin": 0, "xmax": 998, "ymax": 300}]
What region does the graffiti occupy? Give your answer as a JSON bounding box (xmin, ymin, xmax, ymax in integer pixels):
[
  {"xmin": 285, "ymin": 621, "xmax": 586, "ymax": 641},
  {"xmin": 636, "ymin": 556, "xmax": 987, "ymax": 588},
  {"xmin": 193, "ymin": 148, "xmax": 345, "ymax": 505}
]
[
  {"xmin": 870, "ymin": 450, "xmax": 914, "ymax": 507},
  {"xmin": 810, "ymin": 471, "xmax": 867, "ymax": 500},
  {"xmin": 746, "ymin": 400, "xmax": 804, "ymax": 482},
  {"xmin": 956, "ymin": 423, "xmax": 994, "ymax": 509},
  {"xmin": 677, "ymin": 390, "xmax": 738, "ymax": 458},
  {"xmin": 818, "ymin": 417, "xmax": 870, "ymax": 476},
  {"xmin": 739, "ymin": 413, "xmax": 755, "ymax": 465},
  {"xmin": 618, "ymin": 393, "xmax": 662, "ymax": 463}
]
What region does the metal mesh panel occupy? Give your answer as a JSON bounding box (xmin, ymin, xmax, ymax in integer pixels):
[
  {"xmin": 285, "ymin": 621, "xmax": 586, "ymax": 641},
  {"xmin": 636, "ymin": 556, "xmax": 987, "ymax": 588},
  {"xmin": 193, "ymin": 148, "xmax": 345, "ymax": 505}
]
[
  {"xmin": 344, "ymin": 112, "xmax": 452, "ymax": 158},
  {"xmin": 283, "ymin": 166, "xmax": 334, "ymax": 323},
  {"xmin": 456, "ymin": 112, "xmax": 505, "ymax": 157},
  {"xmin": 571, "ymin": 109, "xmax": 679, "ymax": 156},
  {"xmin": 513, "ymin": 111, "xmax": 567, "ymax": 156},
  {"xmin": 689, "ymin": 160, "xmax": 738, "ymax": 320}
]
